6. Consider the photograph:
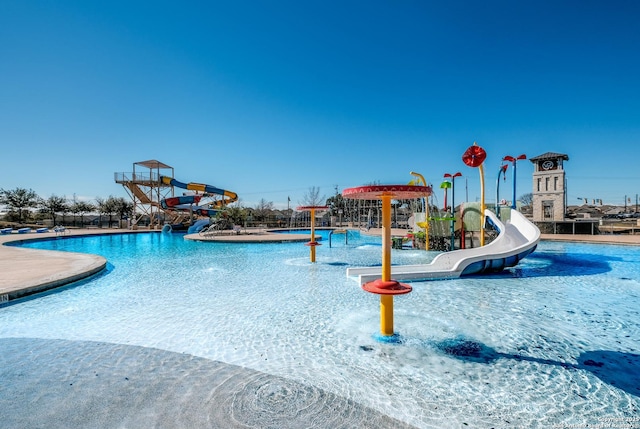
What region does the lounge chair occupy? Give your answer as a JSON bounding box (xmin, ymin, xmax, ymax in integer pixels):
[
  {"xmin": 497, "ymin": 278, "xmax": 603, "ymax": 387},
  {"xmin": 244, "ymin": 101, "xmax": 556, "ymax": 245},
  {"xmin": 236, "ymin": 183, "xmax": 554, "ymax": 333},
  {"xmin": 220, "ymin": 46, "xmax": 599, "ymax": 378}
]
[
  {"xmin": 17, "ymin": 228, "xmax": 31, "ymax": 234},
  {"xmin": 36, "ymin": 227, "xmax": 49, "ymax": 233},
  {"xmin": 1, "ymin": 227, "xmax": 12, "ymax": 234}
]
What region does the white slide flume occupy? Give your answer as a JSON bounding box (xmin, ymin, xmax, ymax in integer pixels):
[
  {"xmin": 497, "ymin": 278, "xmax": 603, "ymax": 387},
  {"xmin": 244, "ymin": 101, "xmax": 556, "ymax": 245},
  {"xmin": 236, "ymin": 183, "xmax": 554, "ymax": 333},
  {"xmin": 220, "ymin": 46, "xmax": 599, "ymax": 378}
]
[{"xmin": 347, "ymin": 209, "xmax": 540, "ymax": 283}]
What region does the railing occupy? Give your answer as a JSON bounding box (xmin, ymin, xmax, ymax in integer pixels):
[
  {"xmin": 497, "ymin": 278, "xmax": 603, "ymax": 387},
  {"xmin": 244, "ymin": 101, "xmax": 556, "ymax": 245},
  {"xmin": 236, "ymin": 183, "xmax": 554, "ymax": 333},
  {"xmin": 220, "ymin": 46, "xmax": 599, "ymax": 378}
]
[
  {"xmin": 53, "ymin": 225, "xmax": 68, "ymax": 236},
  {"xmin": 113, "ymin": 172, "xmax": 161, "ymax": 183},
  {"xmin": 328, "ymin": 229, "xmax": 349, "ymax": 247}
]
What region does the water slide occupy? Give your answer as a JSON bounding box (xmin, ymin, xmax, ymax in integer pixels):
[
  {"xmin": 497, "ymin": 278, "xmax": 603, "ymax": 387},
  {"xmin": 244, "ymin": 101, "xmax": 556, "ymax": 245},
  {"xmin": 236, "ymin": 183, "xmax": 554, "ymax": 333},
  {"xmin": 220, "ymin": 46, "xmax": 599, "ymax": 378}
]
[
  {"xmin": 160, "ymin": 195, "xmax": 203, "ymax": 210},
  {"xmin": 159, "ymin": 176, "xmax": 238, "ymax": 216},
  {"xmin": 347, "ymin": 209, "xmax": 540, "ymax": 283}
]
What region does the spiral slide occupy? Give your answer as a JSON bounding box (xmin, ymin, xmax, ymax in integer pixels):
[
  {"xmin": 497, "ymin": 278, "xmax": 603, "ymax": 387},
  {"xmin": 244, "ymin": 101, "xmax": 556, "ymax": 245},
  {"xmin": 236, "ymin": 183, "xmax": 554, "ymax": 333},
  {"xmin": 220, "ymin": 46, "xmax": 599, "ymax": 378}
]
[
  {"xmin": 347, "ymin": 208, "xmax": 540, "ymax": 283},
  {"xmin": 160, "ymin": 176, "xmax": 238, "ymax": 216}
]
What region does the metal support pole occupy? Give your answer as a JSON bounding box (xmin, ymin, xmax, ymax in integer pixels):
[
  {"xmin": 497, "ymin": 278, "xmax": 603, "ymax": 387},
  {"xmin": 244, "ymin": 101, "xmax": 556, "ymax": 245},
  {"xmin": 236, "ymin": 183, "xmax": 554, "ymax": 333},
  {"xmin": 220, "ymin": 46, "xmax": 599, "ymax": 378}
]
[
  {"xmin": 502, "ymin": 154, "xmax": 526, "ymax": 209},
  {"xmin": 496, "ymin": 165, "xmax": 508, "ymax": 220},
  {"xmin": 380, "ymin": 195, "xmax": 394, "ymax": 336},
  {"xmin": 444, "ymin": 172, "xmax": 462, "ymax": 251},
  {"xmin": 479, "ymin": 163, "xmax": 486, "ymax": 247}
]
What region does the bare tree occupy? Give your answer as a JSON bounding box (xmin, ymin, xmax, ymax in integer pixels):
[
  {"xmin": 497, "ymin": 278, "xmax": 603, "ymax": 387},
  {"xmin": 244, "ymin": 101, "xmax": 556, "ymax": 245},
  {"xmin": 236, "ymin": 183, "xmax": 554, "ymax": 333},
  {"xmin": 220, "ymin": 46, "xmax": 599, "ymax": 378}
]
[
  {"xmin": 254, "ymin": 198, "xmax": 274, "ymax": 222},
  {"xmin": 519, "ymin": 192, "xmax": 533, "ymax": 207},
  {"xmin": 300, "ymin": 186, "xmax": 325, "ymax": 206}
]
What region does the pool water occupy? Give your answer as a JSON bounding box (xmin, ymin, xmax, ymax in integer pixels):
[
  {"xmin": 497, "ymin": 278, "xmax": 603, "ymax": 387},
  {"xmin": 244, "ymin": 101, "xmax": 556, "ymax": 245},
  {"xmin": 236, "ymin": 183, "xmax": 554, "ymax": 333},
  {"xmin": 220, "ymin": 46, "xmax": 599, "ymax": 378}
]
[{"xmin": 1, "ymin": 232, "xmax": 639, "ymax": 428}]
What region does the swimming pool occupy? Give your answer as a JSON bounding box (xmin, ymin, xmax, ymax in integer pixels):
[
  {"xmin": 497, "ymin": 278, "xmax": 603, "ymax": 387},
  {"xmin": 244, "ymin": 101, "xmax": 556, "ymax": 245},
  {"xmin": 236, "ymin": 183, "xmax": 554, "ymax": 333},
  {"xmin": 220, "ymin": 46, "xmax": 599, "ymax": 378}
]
[{"xmin": 1, "ymin": 232, "xmax": 639, "ymax": 428}]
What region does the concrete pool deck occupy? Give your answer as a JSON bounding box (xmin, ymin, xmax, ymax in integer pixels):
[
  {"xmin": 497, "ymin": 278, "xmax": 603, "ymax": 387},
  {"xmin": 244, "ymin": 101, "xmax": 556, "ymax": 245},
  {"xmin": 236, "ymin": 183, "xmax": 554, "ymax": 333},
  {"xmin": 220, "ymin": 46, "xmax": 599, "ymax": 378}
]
[
  {"xmin": 0, "ymin": 229, "xmax": 110, "ymax": 302},
  {"xmin": 2, "ymin": 228, "xmax": 640, "ymax": 303}
]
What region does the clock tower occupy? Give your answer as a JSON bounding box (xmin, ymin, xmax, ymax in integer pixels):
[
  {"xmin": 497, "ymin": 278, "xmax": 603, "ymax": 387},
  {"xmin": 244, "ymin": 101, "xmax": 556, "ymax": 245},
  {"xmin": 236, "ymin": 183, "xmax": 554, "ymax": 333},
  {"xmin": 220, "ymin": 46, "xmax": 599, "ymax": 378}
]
[{"xmin": 529, "ymin": 152, "xmax": 569, "ymax": 221}]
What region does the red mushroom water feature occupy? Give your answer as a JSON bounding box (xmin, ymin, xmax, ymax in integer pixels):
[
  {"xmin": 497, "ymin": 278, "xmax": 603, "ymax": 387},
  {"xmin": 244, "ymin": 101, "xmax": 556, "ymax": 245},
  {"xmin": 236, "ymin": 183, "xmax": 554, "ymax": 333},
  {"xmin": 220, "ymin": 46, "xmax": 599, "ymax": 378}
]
[
  {"xmin": 462, "ymin": 143, "xmax": 487, "ymax": 246},
  {"xmin": 343, "ymin": 185, "xmax": 432, "ymax": 339}
]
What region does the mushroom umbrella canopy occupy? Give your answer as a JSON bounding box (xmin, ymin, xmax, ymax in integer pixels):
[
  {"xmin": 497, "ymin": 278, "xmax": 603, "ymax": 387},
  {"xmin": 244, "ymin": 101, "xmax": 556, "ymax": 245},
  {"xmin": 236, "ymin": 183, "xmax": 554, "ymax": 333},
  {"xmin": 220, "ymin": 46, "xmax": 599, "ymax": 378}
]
[
  {"xmin": 462, "ymin": 144, "xmax": 487, "ymax": 168},
  {"xmin": 440, "ymin": 180, "xmax": 452, "ymax": 210},
  {"xmin": 462, "ymin": 142, "xmax": 487, "ymax": 246}
]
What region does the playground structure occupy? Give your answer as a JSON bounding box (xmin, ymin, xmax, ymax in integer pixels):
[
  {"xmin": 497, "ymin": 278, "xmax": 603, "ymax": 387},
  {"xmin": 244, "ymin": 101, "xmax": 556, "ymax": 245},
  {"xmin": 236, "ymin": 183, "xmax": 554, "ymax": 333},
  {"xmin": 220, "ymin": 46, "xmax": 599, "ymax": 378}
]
[
  {"xmin": 114, "ymin": 160, "xmax": 237, "ymax": 230},
  {"xmin": 341, "ymin": 143, "xmax": 541, "ymax": 340},
  {"xmin": 410, "ymin": 143, "xmax": 494, "ymax": 251}
]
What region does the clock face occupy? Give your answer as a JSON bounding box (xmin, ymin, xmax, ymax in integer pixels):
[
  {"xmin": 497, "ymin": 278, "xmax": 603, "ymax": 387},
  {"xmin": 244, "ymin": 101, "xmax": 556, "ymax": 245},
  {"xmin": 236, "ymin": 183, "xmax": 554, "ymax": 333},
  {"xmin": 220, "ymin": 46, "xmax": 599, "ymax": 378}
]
[{"xmin": 541, "ymin": 160, "xmax": 556, "ymax": 170}]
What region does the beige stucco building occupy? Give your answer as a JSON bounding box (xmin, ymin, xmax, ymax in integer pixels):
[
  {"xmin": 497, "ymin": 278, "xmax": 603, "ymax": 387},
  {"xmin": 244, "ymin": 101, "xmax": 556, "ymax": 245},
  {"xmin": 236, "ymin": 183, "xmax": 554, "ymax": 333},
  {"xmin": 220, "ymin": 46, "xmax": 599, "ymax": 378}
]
[{"xmin": 530, "ymin": 152, "xmax": 569, "ymax": 221}]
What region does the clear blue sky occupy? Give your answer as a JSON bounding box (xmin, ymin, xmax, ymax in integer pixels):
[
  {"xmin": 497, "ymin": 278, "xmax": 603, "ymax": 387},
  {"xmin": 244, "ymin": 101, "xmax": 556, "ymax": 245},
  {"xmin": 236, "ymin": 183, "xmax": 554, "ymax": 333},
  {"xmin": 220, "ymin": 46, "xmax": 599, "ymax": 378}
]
[{"xmin": 1, "ymin": 1, "xmax": 639, "ymax": 209}]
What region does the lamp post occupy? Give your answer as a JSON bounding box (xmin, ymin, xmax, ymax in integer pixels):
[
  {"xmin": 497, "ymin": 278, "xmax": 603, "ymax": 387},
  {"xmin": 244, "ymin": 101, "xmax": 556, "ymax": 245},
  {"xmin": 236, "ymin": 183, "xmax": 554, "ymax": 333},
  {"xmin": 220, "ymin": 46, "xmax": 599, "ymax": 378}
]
[
  {"xmin": 502, "ymin": 154, "xmax": 527, "ymax": 209},
  {"xmin": 496, "ymin": 164, "xmax": 508, "ymax": 220},
  {"xmin": 443, "ymin": 172, "xmax": 462, "ymax": 251}
]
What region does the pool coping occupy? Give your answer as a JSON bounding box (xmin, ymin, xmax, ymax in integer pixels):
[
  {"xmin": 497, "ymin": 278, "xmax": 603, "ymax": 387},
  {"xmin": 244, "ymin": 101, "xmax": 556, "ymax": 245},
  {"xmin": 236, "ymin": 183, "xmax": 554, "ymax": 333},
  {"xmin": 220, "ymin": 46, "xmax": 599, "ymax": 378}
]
[{"xmin": 2, "ymin": 228, "xmax": 639, "ymax": 305}]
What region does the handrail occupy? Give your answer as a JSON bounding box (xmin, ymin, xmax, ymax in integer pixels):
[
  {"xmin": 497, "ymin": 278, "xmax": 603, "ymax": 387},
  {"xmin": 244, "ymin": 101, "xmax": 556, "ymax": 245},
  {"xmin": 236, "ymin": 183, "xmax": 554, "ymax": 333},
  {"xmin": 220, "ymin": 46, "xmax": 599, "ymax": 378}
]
[
  {"xmin": 328, "ymin": 229, "xmax": 349, "ymax": 247},
  {"xmin": 113, "ymin": 172, "xmax": 162, "ymax": 183}
]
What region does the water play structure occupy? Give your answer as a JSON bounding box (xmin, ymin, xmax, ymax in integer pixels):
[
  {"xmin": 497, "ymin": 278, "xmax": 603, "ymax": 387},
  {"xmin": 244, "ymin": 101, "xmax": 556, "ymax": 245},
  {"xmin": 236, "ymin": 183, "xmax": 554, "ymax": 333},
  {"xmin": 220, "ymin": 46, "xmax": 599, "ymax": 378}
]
[
  {"xmin": 347, "ymin": 207, "xmax": 540, "ymax": 284},
  {"xmin": 343, "ymin": 184, "xmax": 433, "ymax": 339},
  {"xmin": 114, "ymin": 160, "xmax": 237, "ymax": 229},
  {"xmin": 159, "ymin": 176, "xmax": 238, "ymax": 217},
  {"xmin": 296, "ymin": 205, "xmax": 329, "ymax": 262}
]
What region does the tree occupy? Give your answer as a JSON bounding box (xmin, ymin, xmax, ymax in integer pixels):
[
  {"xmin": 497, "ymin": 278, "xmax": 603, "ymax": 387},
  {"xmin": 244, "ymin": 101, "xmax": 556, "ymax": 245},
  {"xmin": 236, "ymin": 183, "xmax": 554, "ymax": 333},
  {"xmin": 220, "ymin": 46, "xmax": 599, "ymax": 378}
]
[
  {"xmin": 113, "ymin": 197, "xmax": 133, "ymax": 227},
  {"xmin": 225, "ymin": 204, "xmax": 247, "ymax": 226},
  {"xmin": 100, "ymin": 196, "xmax": 129, "ymax": 228},
  {"xmin": 212, "ymin": 207, "xmax": 233, "ymax": 230},
  {"xmin": 0, "ymin": 187, "xmax": 40, "ymax": 223},
  {"xmin": 326, "ymin": 186, "xmax": 352, "ymax": 225},
  {"xmin": 95, "ymin": 196, "xmax": 118, "ymax": 228},
  {"xmin": 254, "ymin": 198, "xmax": 274, "ymax": 222},
  {"xmin": 300, "ymin": 186, "xmax": 325, "ymax": 207},
  {"xmin": 519, "ymin": 192, "xmax": 533, "ymax": 207},
  {"xmin": 40, "ymin": 195, "xmax": 68, "ymax": 226},
  {"xmin": 326, "ymin": 193, "xmax": 345, "ymax": 215},
  {"xmin": 69, "ymin": 198, "xmax": 95, "ymax": 227}
]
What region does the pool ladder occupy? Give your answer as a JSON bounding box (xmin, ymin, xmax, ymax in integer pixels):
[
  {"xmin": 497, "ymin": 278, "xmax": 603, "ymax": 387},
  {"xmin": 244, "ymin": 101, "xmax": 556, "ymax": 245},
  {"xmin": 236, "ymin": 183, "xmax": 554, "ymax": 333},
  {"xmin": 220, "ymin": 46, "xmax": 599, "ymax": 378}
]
[{"xmin": 328, "ymin": 229, "xmax": 349, "ymax": 247}]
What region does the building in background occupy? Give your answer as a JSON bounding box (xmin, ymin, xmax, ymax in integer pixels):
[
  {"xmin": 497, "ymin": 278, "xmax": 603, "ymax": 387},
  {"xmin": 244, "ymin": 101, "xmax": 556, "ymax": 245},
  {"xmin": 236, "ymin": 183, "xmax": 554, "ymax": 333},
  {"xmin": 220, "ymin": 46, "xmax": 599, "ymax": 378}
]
[{"xmin": 529, "ymin": 152, "xmax": 569, "ymax": 221}]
